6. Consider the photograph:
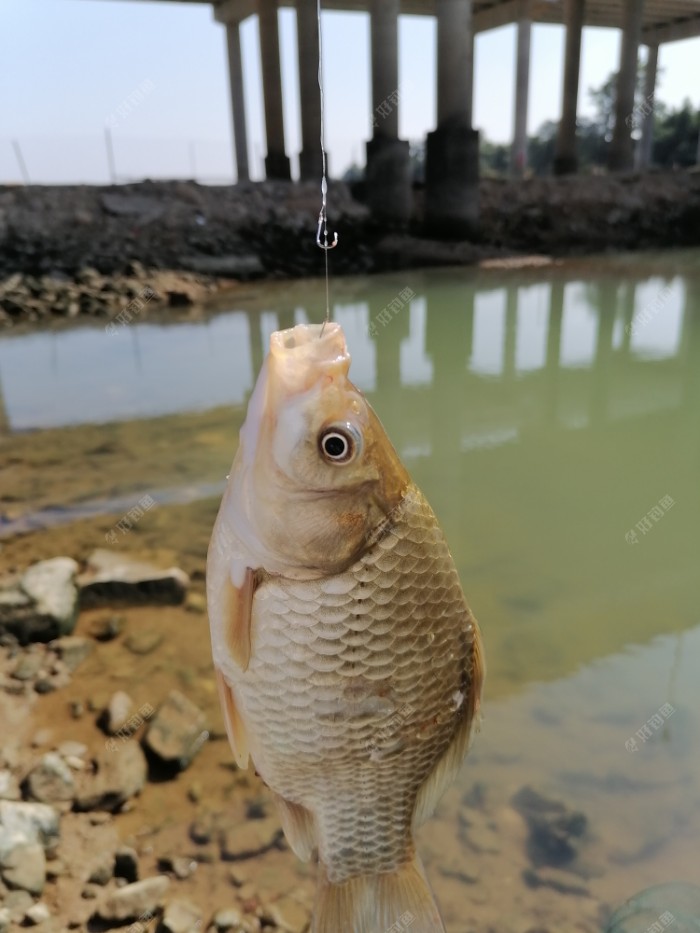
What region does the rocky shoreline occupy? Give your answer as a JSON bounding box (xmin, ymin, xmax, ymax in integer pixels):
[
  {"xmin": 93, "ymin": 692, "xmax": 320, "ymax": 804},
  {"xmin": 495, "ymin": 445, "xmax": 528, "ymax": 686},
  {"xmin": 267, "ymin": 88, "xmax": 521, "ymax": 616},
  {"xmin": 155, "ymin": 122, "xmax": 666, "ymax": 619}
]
[
  {"xmin": 0, "ymin": 550, "xmax": 616, "ymax": 933},
  {"xmin": 1, "ymin": 171, "xmax": 699, "ymax": 328}
]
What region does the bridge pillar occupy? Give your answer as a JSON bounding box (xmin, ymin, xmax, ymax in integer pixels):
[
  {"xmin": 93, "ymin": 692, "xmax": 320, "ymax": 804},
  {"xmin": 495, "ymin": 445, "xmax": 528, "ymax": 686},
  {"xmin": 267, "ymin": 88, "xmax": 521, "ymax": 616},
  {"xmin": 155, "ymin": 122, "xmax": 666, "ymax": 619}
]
[
  {"xmin": 636, "ymin": 43, "xmax": 658, "ymax": 169},
  {"xmin": 366, "ymin": 0, "xmax": 411, "ymax": 224},
  {"xmin": 225, "ymin": 18, "xmax": 250, "ymax": 182},
  {"xmin": 425, "ymin": 0, "xmax": 479, "ymax": 236},
  {"xmin": 258, "ymin": 0, "xmax": 291, "ymax": 179},
  {"xmin": 609, "ymin": 0, "xmax": 645, "ymax": 172},
  {"xmin": 554, "ymin": 0, "xmax": 585, "ymax": 175},
  {"xmin": 511, "ymin": 1, "xmax": 532, "ymax": 177},
  {"xmin": 296, "ymin": 0, "xmax": 323, "ymax": 180}
]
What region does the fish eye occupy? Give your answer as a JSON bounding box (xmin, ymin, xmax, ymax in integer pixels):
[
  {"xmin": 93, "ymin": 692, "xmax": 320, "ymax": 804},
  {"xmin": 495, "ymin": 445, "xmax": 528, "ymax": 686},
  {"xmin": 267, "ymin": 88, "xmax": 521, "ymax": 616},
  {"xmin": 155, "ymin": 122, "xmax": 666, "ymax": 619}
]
[{"xmin": 318, "ymin": 424, "xmax": 361, "ymax": 464}]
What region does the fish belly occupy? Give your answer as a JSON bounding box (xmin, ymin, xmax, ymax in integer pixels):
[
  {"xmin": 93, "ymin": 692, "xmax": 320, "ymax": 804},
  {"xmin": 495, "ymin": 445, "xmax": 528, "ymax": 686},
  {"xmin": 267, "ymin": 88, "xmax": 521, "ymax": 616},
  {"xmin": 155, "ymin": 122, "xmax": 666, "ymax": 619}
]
[{"xmin": 233, "ymin": 485, "xmax": 475, "ymax": 882}]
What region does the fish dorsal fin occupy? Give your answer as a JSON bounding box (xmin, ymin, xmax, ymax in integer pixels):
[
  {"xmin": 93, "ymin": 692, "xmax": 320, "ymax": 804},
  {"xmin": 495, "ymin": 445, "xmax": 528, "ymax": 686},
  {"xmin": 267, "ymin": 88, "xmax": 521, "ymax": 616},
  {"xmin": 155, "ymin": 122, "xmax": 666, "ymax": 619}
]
[
  {"xmin": 215, "ymin": 666, "xmax": 250, "ymax": 770},
  {"xmin": 222, "ymin": 564, "xmax": 255, "ymax": 672}
]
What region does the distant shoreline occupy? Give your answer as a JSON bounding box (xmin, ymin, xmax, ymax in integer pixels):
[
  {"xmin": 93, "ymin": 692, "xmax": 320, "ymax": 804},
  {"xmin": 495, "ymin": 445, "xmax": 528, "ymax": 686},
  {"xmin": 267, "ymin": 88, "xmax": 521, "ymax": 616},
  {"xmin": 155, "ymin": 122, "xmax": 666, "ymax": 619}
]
[{"xmin": 1, "ymin": 172, "xmax": 699, "ymax": 327}]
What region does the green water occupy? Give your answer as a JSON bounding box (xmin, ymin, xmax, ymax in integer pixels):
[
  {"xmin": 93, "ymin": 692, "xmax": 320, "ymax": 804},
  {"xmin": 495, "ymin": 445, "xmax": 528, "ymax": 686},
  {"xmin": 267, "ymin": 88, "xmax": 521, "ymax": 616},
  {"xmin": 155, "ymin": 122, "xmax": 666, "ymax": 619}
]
[{"xmin": 2, "ymin": 250, "xmax": 699, "ymax": 929}]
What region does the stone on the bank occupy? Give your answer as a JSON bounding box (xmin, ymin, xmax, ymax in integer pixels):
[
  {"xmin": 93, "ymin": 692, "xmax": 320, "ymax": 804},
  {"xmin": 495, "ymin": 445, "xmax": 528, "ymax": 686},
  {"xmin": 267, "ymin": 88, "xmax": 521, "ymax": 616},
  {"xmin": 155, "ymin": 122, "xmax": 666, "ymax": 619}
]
[
  {"xmin": 1, "ymin": 841, "xmax": 46, "ymax": 894},
  {"xmin": 3, "ymin": 890, "xmax": 34, "ymax": 922},
  {"xmin": 212, "ymin": 908, "xmax": 261, "ymax": 933},
  {"xmin": 0, "ymin": 771, "xmax": 21, "ymax": 801},
  {"xmin": 160, "ymin": 898, "xmax": 203, "ymax": 933},
  {"xmin": 0, "ymin": 907, "xmax": 9, "ymax": 933},
  {"xmin": 212, "ymin": 907, "xmax": 245, "ymax": 931},
  {"xmin": 0, "ymin": 801, "xmax": 60, "ymax": 861},
  {"xmin": 25, "ymin": 902, "xmax": 51, "ymax": 925},
  {"xmin": 96, "ymin": 875, "xmax": 170, "ymax": 922},
  {"xmin": 104, "ymin": 691, "xmax": 134, "ymax": 735},
  {"xmin": 220, "ymin": 818, "xmax": 282, "ymax": 861},
  {"xmin": 264, "ymin": 894, "xmax": 310, "ymax": 933},
  {"xmin": 125, "ymin": 630, "xmax": 164, "ymax": 656},
  {"xmin": 50, "ymin": 635, "xmax": 93, "ymax": 673},
  {"xmin": 21, "ymin": 558, "xmax": 79, "ymax": 639},
  {"xmin": 74, "ymin": 741, "xmax": 147, "ymax": 812},
  {"xmin": 25, "ymin": 753, "xmax": 75, "ymax": 804},
  {"xmin": 87, "ymin": 850, "xmax": 115, "ymax": 886},
  {"xmin": 0, "ymin": 558, "xmax": 79, "ymax": 644},
  {"xmin": 79, "ymin": 550, "xmax": 189, "ymax": 608},
  {"xmin": 11, "ymin": 648, "xmax": 45, "ymax": 682},
  {"xmin": 143, "ymin": 691, "xmax": 208, "ymax": 771}
]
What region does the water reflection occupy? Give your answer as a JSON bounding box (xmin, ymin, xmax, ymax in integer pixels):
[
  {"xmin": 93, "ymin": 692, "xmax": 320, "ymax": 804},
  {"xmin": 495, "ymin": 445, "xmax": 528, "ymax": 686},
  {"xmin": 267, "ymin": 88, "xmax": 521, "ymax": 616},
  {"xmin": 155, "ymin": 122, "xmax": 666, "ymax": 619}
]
[{"xmin": 0, "ymin": 265, "xmax": 696, "ymax": 433}]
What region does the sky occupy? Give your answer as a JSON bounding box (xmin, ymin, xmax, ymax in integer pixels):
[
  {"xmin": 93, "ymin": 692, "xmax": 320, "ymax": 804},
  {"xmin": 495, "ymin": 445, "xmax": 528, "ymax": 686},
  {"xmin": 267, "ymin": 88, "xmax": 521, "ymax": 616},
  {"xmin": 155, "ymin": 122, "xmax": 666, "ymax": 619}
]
[{"xmin": 1, "ymin": 0, "xmax": 699, "ymax": 184}]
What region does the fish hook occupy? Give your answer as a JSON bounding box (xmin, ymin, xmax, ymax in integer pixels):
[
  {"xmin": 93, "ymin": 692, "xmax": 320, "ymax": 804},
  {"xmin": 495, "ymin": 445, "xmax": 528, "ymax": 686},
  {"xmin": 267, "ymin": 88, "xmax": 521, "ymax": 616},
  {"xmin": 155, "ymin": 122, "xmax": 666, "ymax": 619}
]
[{"xmin": 316, "ymin": 210, "xmax": 338, "ymax": 251}]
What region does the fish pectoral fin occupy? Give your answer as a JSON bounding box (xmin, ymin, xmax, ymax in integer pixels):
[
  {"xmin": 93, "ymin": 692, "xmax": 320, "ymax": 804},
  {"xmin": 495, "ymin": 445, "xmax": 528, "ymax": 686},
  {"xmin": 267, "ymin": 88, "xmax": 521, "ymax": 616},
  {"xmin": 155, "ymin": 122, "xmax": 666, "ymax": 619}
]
[
  {"xmin": 272, "ymin": 793, "xmax": 317, "ymax": 862},
  {"xmin": 222, "ymin": 565, "xmax": 255, "ymax": 672},
  {"xmin": 413, "ymin": 615, "xmax": 485, "ymax": 829},
  {"xmin": 215, "ymin": 666, "xmax": 250, "ymax": 770}
]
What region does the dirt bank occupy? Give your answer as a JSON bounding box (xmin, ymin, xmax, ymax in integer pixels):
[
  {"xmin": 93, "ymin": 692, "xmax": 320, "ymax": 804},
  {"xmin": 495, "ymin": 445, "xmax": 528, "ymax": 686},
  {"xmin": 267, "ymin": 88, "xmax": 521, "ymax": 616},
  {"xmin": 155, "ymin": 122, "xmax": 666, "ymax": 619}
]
[{"xmin": 1, "ymin": 171, "xmax": 699, "ymax": 327}]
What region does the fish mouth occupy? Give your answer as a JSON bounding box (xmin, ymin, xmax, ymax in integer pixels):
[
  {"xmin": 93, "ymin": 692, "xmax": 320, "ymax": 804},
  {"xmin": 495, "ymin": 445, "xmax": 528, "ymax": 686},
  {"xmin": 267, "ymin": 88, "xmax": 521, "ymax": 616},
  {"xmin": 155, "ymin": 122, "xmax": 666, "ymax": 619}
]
[{"xmin": 269, "ymin": 322, "xmax": 351, "ymax": 391}]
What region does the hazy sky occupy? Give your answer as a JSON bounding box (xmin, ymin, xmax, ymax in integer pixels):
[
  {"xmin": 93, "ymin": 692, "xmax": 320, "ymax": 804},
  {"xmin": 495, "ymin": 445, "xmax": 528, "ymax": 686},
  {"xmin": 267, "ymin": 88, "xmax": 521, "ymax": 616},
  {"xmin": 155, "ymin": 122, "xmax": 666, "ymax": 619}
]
[{"xmin": 1, "ymin": 0, "xmax": 698, "ymax": 184}]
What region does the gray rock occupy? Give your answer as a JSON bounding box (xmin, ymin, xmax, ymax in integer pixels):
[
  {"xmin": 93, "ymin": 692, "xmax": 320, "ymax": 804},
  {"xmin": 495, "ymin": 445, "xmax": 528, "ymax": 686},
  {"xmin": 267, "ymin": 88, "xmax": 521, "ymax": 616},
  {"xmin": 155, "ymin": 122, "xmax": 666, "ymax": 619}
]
[
  {"xmin": 57, "ymin": 741, "xmax": 88, "ymax": 761},
  {"xmin": 11, "ymin": 648, "xmax": 45, "ymax": 682},
  {"xmin": 0, "ymin": 771, "xmax": 21, "ymax": 801},
  {"xmin": 74, "ymin": 742, "xmax": 147, "ymax": 812},
  {"xmin": 211, "ymin": 909, "xmax": 261, "ymax": 933},
  {"xmin": 96, "ymin": 875, "xmax": 170, "ymax": 922},
  {"xmin": 0, "ymin": 801, "xmax": 60, "ymax": 861},
  {"xmin": 0, "ymin": 907, "xmax": 9, "ymax": 933},
  {"xmin": 212, "ymin": 908, "xmax": 245, "ymax": 931},
  {"xmin": 50, "ymin": 635, "xmax": 93, "ymax": 673},
  {"xmin": 144, "ymin": 691, "xmax": 208, "ymax": 771},
  {"xmin": 220, "ymin": 818, "xmax": 283, "ymax": 861},
  {"xmin": 79, "ymin": 550, "xmax": 189, "ymax": 608},
  {"xmin": 3, "ymin": 889, "xmax": 33, "ymax": 921},
  {"xmin": 1, "ymin": 841, "xmax": 46, "ymax": 894},
  {"xmin": 124, "ymin": 630, "xmax": 164, "ymax": 656},
  {"xmin": 25, "ymin": 902, "xmax": 51, "ymax": 925},
  {"xmin": 159, "ymin": 898, "xmax": 203, "ymax": 933},
  {"xmin": 104, "ymin": 691, "xmax": 134, "ymax": 735},
  {"xmin": 0, "ymin": 558, "xmax": 78, "ymax": 644},
  {"xmin": 25, "ymin": 753, "xmax": 75, "ymax": 804},
  {"xmin": 21, "ymin": 558, "xmax": 79, "ymax": 640},
  {"xmin": 87, "ymin": 850, "xmax": 115, "ymax": 885}
]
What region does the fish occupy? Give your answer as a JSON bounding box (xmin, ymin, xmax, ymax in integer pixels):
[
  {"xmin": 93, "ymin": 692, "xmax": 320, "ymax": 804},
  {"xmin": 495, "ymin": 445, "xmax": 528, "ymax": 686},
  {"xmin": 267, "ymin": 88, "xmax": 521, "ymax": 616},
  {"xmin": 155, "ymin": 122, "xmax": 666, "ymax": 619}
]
[{"xmin": 207, "ymin": 321, "xmax": 484, "ymax": 933}]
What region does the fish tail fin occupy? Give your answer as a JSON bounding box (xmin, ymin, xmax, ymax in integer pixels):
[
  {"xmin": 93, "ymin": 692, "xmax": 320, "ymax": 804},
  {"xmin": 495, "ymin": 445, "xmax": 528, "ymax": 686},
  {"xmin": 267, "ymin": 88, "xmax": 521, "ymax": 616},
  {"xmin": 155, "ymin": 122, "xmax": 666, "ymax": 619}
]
[{"xmin": 312, "ymin": 853, "xmax": 445, "ymax": 933}]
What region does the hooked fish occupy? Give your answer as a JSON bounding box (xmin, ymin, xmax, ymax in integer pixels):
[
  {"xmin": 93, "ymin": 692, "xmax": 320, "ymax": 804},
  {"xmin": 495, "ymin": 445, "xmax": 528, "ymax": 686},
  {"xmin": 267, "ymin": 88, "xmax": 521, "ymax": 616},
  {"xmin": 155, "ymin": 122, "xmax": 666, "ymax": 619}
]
[{"xmin": 207, "ymin": 322, "xmax": 484, "ymax": 933}]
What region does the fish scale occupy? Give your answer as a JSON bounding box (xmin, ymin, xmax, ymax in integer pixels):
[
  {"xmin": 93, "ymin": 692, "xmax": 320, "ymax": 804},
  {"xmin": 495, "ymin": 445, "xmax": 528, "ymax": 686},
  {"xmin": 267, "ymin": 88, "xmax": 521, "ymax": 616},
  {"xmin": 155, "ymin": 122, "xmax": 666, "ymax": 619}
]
[{"xmin": 229, "ymin": 484, "xmax": 476, "ymax": 885}]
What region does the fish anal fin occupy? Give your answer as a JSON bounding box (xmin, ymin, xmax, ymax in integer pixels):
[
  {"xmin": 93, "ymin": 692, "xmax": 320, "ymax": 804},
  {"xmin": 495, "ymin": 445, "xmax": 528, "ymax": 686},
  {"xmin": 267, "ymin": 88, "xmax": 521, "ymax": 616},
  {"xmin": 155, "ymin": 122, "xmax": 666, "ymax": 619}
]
[
  {"xmin": 222, "ymin": 565, "xmax": 255, "ymax": 672},
  {"xmin": 413, "ymin": 615, "xmax": 485, "ymax": 828},
  {"xmin": 272, "ymin": 793, "xmax": 316, "ymax": 862},
  {"xmin": 215, "ymin": 666, "xmax": 250, "ymax": 770}
]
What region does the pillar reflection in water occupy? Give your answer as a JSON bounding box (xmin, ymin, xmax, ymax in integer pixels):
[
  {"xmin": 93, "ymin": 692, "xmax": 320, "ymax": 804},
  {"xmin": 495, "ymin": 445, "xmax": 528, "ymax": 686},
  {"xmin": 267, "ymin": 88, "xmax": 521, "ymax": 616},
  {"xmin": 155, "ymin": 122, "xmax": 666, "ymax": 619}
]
[{"xmin": 590, "ymin": 281, "xmax": 616, "ymax": 424}]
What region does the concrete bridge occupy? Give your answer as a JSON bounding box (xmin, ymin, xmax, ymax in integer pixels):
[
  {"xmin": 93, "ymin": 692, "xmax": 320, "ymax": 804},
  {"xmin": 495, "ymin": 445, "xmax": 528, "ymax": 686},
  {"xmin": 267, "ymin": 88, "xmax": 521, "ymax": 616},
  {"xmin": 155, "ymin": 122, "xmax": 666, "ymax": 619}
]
[{"xmin": 84, "ymin": 0, "xmax": 700, "ymax": 230}]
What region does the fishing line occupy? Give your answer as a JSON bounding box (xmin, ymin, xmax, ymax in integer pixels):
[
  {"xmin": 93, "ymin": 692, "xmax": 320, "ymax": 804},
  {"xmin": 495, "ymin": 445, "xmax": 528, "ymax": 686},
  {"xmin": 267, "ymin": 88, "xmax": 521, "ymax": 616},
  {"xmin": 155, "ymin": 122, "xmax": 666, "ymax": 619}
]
[{"xmin": 315, "ymin": 0, "xmax": 338, "ymax": 337}]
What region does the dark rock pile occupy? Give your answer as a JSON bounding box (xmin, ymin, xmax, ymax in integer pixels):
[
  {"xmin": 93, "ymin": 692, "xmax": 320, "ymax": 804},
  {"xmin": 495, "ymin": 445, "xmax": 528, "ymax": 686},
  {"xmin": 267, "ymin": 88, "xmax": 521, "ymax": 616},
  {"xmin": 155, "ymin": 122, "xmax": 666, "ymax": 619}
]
[{"xmin": 1, "ymin": 171, "xmax": 699, "ymax": 327}]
